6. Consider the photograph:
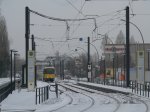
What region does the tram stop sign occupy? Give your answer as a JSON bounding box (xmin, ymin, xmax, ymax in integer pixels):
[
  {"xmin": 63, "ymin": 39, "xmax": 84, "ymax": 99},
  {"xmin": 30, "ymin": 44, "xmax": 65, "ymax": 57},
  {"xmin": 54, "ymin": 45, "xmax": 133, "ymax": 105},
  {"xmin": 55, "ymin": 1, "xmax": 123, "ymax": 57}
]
[{"xmin": 88, "ymin": 65, "xmax": 91, "ymax": 70}]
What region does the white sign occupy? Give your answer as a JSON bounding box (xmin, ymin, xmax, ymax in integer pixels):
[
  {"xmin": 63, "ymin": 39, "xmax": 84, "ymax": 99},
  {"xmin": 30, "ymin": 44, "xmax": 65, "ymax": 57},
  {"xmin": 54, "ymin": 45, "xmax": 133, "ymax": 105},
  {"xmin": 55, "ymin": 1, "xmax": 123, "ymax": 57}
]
[
  {"xmin": 88, "ymin": 72, "xmax": 91, "ymax": 78},
  {"xmin": 137, "ymin": 51, "xmax": 145, "ymax": 83},
  {"xmin": 88, "ymin": 65, "xmax": 91, "ymax": 70},
  {"xmin": 28, "ymin": 50, "xmax": 35, "ymax": 91}
]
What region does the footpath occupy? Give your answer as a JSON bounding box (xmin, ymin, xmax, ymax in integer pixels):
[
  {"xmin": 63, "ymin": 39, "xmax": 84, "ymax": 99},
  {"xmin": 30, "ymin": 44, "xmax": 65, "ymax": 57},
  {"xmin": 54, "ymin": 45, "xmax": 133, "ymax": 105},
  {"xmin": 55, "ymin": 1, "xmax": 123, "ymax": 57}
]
[{"xmin": 1, "ymin": 81, "xmax": 70, "ymax": 112}]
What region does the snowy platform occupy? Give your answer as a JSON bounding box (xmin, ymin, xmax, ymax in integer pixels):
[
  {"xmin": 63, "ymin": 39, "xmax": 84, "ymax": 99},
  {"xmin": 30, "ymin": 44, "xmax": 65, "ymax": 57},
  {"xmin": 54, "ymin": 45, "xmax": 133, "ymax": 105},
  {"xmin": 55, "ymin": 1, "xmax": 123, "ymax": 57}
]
[
  {"xmin": 0, "ymin": 81, "xmax": 70, "ymax": 112},
  {"xmin": 78, "ymin": 81, "xmax": 132, "ymax": 95}
]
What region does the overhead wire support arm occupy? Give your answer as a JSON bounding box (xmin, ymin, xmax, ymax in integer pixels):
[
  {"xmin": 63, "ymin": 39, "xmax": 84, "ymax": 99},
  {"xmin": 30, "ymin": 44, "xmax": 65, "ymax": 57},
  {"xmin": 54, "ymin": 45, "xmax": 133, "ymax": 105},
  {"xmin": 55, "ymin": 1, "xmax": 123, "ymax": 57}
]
[{"xmin": 29, "ymin": 9, "xmax": 94, "ymax": 22}]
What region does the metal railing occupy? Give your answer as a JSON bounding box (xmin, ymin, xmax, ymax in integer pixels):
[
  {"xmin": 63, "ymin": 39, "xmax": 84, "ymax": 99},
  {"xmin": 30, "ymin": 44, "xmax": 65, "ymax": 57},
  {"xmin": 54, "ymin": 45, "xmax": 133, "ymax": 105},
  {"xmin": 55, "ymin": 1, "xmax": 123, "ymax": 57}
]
[
  {"xmin": 130, "ymin": 80, "xmax": 150, "ymax": 97},
  {"xmin": 49, "ymin": 83, "xmax": 58, "ymax": 98},
  {"xmin": 94, "ymin": 78, "xmax": 127, "ymax": 88},
  {"xmin": 35, "ymin": 86, "xmax": 49, "ymax": 104},
  {"xmin": 0, "ymin": 82, "xmax": 15, "ymax": 103}
]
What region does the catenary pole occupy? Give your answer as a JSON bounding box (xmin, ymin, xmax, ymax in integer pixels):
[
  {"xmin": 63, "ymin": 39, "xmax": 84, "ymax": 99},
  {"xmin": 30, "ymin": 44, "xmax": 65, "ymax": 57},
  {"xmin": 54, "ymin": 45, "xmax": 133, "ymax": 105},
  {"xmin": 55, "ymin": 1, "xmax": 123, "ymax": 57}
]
[
  {"xmin": 126, "ymin": 6, "xmax": 130, "ymax": 87},
  {"xmin": 25, "ymin": 7, "xmax": 30, "ymax": 88}
]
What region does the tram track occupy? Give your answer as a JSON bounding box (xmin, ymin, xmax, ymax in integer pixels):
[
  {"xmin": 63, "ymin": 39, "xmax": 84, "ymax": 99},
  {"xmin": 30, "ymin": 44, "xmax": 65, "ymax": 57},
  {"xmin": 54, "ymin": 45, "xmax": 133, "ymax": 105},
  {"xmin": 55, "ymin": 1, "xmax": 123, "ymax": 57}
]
[
  {"xmin": 61, "ymin": 83, "xmax": 121, "ymax": 112},
  {"xmin": 49, "ymin": 93, "xmax": 73, "ymax": 112},
  {"xmin": 115, "ymin": 93, "xmax": 149, "ymax": 112},
  {"xmin": 62, "ymin": 82, "xmax": 149, "ymax": 112},
  {"xmin": 58, "ymin": 84, "xmax": 95, "ymax": 112}
]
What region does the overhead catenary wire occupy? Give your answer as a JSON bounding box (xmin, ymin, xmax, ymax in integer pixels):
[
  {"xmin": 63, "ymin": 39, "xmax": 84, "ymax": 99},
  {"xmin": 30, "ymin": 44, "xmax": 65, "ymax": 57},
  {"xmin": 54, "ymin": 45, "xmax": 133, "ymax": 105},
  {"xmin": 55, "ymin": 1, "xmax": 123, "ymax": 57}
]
[
  {"xmin": 65, "ymin": 0, "xmax": 85, "ymax": 17},
  {"xmin": 97, "ymin": 10, "xmax": 125, "ymax": 28},
  {"xmin": 56, "ymin": 1, "xmax": 87, "ymax": 50},
  {"xmin": 128, "ymin": 0, "xmax": 134, "ymax": 15},
  {"xmin": 67, "ymin": 1, "xmax": 87, "ymax": 38},
  {"xmin": 29, "ymin": 9, "xmax": 94, "ymax": 22},
  {"xmin": 29, "ymin": 7, "xmax": 129, "ymax": 58}
]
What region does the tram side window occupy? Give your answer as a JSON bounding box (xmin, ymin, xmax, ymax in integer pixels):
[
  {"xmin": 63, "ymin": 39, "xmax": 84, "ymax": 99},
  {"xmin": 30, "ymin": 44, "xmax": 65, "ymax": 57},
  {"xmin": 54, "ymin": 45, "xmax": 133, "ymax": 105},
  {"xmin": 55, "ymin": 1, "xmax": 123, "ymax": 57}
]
[{"xmin": 43, "ymin": 69, "xmax": 54, "ymax": 74}]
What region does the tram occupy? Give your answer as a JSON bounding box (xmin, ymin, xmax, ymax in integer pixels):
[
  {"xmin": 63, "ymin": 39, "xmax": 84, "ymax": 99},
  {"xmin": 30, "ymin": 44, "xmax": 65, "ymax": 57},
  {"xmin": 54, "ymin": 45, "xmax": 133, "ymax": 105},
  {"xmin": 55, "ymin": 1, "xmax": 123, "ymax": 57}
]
[{"xmin": 43, "ymin": 66, "xmax": 55, "ymax": 82}]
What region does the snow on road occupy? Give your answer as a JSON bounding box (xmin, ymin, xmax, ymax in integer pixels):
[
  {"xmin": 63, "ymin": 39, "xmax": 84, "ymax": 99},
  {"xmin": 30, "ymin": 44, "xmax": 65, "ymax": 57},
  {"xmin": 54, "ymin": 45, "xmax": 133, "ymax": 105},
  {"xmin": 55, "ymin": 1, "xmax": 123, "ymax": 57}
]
[{"xmin": 0, "ymin": 80, "xmax": 150, "ymax": 112}]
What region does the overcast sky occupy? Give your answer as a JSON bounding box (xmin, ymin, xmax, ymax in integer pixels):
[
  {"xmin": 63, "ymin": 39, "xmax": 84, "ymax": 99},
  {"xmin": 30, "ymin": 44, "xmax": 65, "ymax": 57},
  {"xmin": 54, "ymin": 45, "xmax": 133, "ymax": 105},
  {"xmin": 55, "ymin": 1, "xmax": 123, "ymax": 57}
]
[{"xmin": 0, "ymin": 0, "xmax": 150, "ymax": 60}]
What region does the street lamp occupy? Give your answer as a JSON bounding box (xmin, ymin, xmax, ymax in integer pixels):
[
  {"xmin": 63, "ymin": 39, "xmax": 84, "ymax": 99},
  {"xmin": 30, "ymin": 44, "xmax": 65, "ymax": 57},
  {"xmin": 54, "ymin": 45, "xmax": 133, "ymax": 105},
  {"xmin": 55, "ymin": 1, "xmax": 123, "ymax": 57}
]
[
  {"xmin": 101, "ymin": 55, "xmax": 106, "ymax": 85},
  {"xmin": 10, "ymin": 49, "xmax": 18, "ymax": 93},
  {"xmin": 95, "ymin": 34, "xmax": 116, "ymax": 85},
  {"xmin": 121, "ymin": 19, "xmax": 145, "ymax": 84},
  {"xmin": 84, "ymin": 39, "xmax": 100, "ymax": 82},
  {"xmin": 121, "ymin": 19, "xmax": 145, "ymax": 49}
]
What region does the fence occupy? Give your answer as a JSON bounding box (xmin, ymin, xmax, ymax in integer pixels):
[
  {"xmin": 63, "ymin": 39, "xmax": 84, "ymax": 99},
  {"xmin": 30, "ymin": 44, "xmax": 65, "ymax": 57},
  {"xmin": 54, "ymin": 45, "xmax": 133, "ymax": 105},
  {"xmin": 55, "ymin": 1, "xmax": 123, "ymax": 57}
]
[
  {"xmin": 35, "ymin": 86, "xmax": 49, "ymax": 104},
  {"xmin": 94, "ymin": 78, "xmax": 150, "ymax": 98},
  {"xmin": 94, "ymin": 78, "xmax": 127, "ymax": 88},
  {"xmin": 130, "ymin": 80, "xmax": 150, "ymax": 97},
  {"xmin": 49, "ymin": 83, "xmax": 58, "ymax": 98},
  {"xmin": 0, "ymin": 82, "xmax": 15, "ymax": 103}
]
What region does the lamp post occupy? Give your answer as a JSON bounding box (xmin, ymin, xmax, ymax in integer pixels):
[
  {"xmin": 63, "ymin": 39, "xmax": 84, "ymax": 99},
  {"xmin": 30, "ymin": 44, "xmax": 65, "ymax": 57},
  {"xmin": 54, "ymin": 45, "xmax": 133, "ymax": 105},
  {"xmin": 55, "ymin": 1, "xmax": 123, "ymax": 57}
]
[
  {"xmin": 121, "ymin": 17, "xmax": 145, "ymax": 85},
  {"xmin": 101, "ymin": 55, "xmax": 106, "ymax": 85},
  {"xmin": 121, "ymin": 19, "xmax": 144, "ymax": 49},
  {"xmin": 84, "ymin": 37, "xmax": 100, "ymax": 82},
  {"xmin": 10, "ymin": 50, "xmax": 18, "ymax": 93},
  {"xmin": 96, "ymin": 34, "xmax": 116, "ymax": 85},
  {"xmin": 14, "ymin": 53, "xmax": 19, "ymax": 90},
  {"xmin": 112, "ymin": 55, "xmax": 115, "ymax": 85},
  {"xmin": 75, "ymin": 48, "xmax": 88, "ymax": 81}
]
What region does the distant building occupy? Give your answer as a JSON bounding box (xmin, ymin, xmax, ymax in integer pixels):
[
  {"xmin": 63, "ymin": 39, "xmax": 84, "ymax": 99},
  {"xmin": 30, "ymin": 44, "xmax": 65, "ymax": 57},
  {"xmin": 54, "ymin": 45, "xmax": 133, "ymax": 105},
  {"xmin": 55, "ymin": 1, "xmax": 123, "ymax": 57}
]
[
  {"xmin": 104, "ymin": 43, "xmax": 150, "ymax": 70},
  {"xmin": 103, "ymin": 43, "xmax": 150, "ymax": 82}
]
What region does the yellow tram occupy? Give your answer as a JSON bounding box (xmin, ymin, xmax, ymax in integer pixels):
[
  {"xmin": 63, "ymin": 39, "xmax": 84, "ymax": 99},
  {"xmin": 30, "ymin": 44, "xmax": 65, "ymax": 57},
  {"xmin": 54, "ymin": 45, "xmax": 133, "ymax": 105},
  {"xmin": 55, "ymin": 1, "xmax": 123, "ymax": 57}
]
[{"xmin": 43, "ymin": 67, "xmax": 55, "ymax": 82}]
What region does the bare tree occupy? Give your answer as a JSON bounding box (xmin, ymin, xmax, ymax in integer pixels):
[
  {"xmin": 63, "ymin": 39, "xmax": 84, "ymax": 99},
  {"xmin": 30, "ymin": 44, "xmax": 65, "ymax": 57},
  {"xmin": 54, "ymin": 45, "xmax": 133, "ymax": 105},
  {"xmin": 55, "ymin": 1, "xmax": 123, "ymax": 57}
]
[
  {"xmin": 115, "ymin": 30, "xmax": 125, "ymax": 44},
  {"xmin": 130, "ymin": 35, "xmax": 136, "ymax": 44},
  {"xmin": 0, "ymin": 14, "xmax": 10, "ymax": 77},
  {"xmin": 100, "ymin": 33, "xmax": 111, "ymax": 51}
]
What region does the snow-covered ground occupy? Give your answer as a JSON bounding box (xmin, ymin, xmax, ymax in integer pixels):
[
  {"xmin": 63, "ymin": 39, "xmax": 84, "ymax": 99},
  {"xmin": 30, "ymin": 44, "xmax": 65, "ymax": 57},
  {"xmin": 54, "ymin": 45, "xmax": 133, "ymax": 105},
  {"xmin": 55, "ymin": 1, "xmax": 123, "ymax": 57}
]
[
  {"xmin": 0, "ymin": 78, "xmax": 10, "ymax": 86},
  {"xmin": 0, "ymin": 80, "xmax": 150, "ymax": 112}
]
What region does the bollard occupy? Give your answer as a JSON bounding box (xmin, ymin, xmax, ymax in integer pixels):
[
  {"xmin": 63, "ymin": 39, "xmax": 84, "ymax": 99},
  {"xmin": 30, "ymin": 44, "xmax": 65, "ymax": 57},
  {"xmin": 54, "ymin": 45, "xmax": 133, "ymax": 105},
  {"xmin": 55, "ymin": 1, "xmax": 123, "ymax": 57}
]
[
  {"xmin": 39, "ymin": 88, "xmax": 40, "ymax": 104},
  {"xmin": 140, "ymin": 84, "xmax": 141, "ymax": 95},
  {"xmin": 137, "ymin": 83, "xmax": 138, "ymax": 94},
  {"xmin": 55, "ymin": 83, "xmax": 58, "ymax": 98},
  {"xmin": 42, "ymin": 88, "xmax": 43, "ymax": 103},
  {"xmin": 143, "ymin": 84, "xmax": 144, "ymax": 96},
  {"xmin": 47, "ymin": 86, "xmax": 49, "ymax": 100},
  {"xmin": 145, "ymin": 84, "xmax": 147, "ymax": 97},
  {"xmin": 131, "ymin": 81, "xmax": 133, "ymax": 92},
  {"xmin": 134, "ymin": 81, "xmax": 136, "ymax": 93},
  {"xmin": 148, "ymin": 85, "xmax": 150, "ymax": 97},
  {"xmin": 36, "ymin": 89, "xmax": 37, "ymax": 104}
]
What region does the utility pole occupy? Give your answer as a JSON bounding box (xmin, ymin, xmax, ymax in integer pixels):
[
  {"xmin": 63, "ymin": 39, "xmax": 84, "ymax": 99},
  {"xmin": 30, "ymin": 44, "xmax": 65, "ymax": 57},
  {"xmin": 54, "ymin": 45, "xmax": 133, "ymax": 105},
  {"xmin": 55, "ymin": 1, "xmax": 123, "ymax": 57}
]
[
  {"xmin": 87, "ymin": 37, "xmax": 91, "ymax": 82},
  {"xmin": 31, "ymin": 34, "xmax": 37, "ymax": 86},
  {"xmin": 113, "ymin": 57, "xmax": 115, "ymax": 85},
  {"xmin": 31, "ymin": 35, "xmax": 35, "ymax": 51},
  {"xmin": 104, "ymin": 59, "xmax": 106, "ymax": 85},
  {"xmin": 14, "ymin": 53, "xmax": 17, "ymax": 90},
  {"xmin": 10, "ymin": 50, "xmax": 18, "ymax": 93},
  {"xmin": 10, "ymin": 50, "xmax": 13, "ymax": 93},
  {"xmin": 25, "ymin": 7, "xmax": 30, "ymax": 88},
  {"xmin": 34, "ymin": 41, "xmax": 37, "ymax": 86},
  {"xmin": 126, "ymin": 6, "xmax": 130, "ymax": 87}
]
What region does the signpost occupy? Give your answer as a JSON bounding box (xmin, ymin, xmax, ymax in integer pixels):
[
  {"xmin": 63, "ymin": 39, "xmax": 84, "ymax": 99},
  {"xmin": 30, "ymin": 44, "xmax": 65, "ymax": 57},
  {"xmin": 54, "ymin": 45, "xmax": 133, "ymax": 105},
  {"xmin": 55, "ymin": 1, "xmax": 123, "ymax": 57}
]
[
  {"xmin": 137, "ymin": 50, "xmax": 145, "ymax": 83},
  {"xmin": 28, "ymin": 50, "xmax": 35, "ymax": 91},
  {"xmin": 88, "ymin": 64, "xmax": 92, "ymax": 79}
]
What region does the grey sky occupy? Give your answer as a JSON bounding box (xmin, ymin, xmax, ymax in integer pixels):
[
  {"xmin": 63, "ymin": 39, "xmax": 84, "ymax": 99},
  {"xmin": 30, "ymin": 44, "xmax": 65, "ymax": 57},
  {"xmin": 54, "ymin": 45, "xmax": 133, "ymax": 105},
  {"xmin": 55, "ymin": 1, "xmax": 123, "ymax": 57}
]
[{"xmin": 1, "ymin": 0, "xmax": 150, "ymax": 60}]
